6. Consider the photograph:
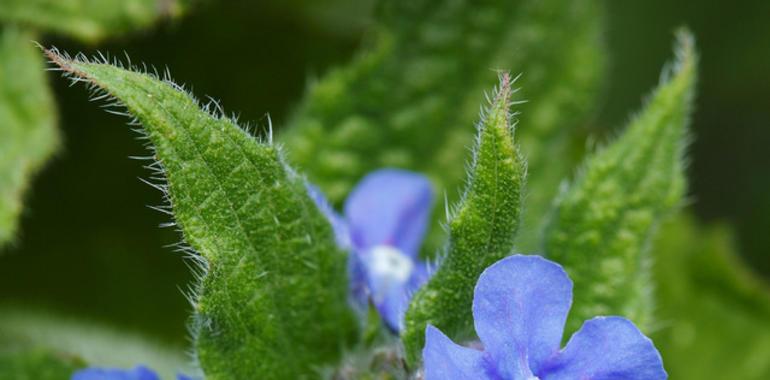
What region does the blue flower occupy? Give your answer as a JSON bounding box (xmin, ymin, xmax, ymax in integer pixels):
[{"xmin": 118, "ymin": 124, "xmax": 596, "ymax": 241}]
[
  {"xmin": 308, "ymin": 169, "xmax": 434, "ymax": 332},
  {"xmin": 72, "ymin": 365, "xmax": 192, "ymax": 380},
  {"xmin": 423, "ymin": 255, "xmax": 667, "ymax": 380}
]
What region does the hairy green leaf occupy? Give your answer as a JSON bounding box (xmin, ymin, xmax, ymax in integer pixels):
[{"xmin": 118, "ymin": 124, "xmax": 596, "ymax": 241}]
[
  {"xmin": 0, "ymin": 0, "xmax": 186, "ymax": 43},
  {"xmin": 402, "ymin": 74, "xmax": 525, "ymax": 363},
  {"xmin": 47, "ymin": 50, "xmax": 357, "ymax": 379},
  {"xmin": 653, "ymin": 214, "xmax": 770, "ymax": 380},
  {"xmin": 543, "ymin": 30, "xmax": 697, "ymax": 335},
  {"xmin": 0, "ymin": 26, "xmax": 58, "ymax": 247},
  {"xmin": 282, "ymin": 0, "xmax": 605, "ymax": 253}
]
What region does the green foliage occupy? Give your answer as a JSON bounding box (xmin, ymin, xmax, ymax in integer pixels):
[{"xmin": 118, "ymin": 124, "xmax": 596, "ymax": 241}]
[
  {"xmin": 401, "ymin": 74, "xmax": 525, "ymax": 364},
  {"xmin": 0, "ymin": 0, "xmax": 186, "ymax": 43},
  {"xmin": 281, "ymin": 0, "xmax": 605, "ymax": 253},
  {"xmin": 0, "ymin": 306, "xmax": 186, "ymax": 379},
  {"xmin": 0, "ymin": 26, "xmax": 58, "ymax": 247},
  {"xmin": 653, "ymin": 214, "xmax": 770, "ymax": 379},
  {"xmin": 32, "ymin": 1, "xmax": 770, "ymax": 377},
  {"xmin": 504, "ymin": 1, "xmax": 606, "ymax": 253},
  {"xmin": 543, "ymin": 31, "xmax": 696, "ymax": 336},
  {"xmin": 46, "ymin": 51, "xmax": 357, "ymax": 379},
  {"xmin": 0, "ymin": 347, "xmax": 83, "ymax": 380},
  {"xmin": 1, "ymin": 0, "xmax": 189, "ymax": 245}
]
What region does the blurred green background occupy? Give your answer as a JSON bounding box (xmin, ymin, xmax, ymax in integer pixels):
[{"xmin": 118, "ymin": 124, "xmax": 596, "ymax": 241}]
[{"xmin": 0, "ymin": 0, "xmax": 767, "ymax": 351}]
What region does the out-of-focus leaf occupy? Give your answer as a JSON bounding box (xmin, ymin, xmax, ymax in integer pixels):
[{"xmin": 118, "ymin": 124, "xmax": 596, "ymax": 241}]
[
  {"xmin": 0, "ymin": 347, "xmax": 83, "ymax": 380},
  {"xmin": 281, "ymin": 0, "xmax": 605, "ymax": 253},
  {"xmin": 0, "ymin": 26, "xmax": 58, "ymax": 247},
  {"xmin": 653, "ymin": 214, "xmax": 770, "ymax": 379},
  {"xmin": 0, "ymin": 0, "xmax": 186, "ymax": 43},
  {"xmin": 47, "ymin": 50, "xmax": 357, "ymax": 379},
  {"xmin": 543, "ymin": 31, "xmax": 696, "ymax": 336},
  {"xmin": 402, "ymin": 74, "xmax": 525, "ymax": 364},
  {"xmin": 0, "ymin": 306, "xmax": 184, "ymax": 379},
  {"xmin": 271, "ymin": 0, "xmax": 375, "ymax": 37}
]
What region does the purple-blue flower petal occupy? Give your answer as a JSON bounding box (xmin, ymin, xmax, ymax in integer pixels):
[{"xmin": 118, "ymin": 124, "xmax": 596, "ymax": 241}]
[
  {"xmin": 307, "ymin": 182, "xmax": 370, "ymax": 308},
  {"xmin": 307, "ymin": 170, "xmax": 434, "ymax": 330},
  {"xmin": 343, "ymin": 169, "xmax": 433, "ymax": 256},
  {"xmin": 347, "ymin": 250, "xmax": 369, "ymax": 307},
  {"xmin": 423, "ymin": 325, "xmax": 489, "ymax": 380},
  {"xmin": 540, "ymin": 317, "xmax": 667, "ymax": 380},
  {"xmin": 368, "ymin": 259, "xmax": 430, "ymax": 331},
  {"xmin": 306, "ymin": 183, "xmax": 351, "ymax": 249},
  {"xmin": 72, "ymin": 365, "xmax": 160, "ymax": 380},
  {"xmin": 472, "ymin": 255, "xmax": 572, "ymax": 379}
]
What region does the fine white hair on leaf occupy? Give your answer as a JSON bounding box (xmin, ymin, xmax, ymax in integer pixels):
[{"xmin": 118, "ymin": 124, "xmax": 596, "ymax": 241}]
[
  {"xmin": 267, "ymin": 113, "xmax": 274, "ymax": 145},
  {"xmin": 443, "ymin": 191, "xmax": 450, "ymax": 223}
]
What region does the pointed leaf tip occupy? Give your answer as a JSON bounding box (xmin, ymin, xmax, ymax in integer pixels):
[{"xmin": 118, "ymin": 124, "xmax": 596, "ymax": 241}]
[
  {"xmin": 402, "ymin": 74, "xmax": 526, "ymax": 364},
  {"xmin": 544, "ymin": 32, "xmax": 698, "ymax": 336},
  {"xmin": 281, "ymin": 0, "xmax": 607, "ymax": 263},
  {"xmin": 47, "ymin": 51, "xmax": 358, "ymax": 379}
]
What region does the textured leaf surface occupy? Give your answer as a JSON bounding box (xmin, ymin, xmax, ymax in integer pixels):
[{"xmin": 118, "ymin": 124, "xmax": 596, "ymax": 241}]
[
  {"xmin": 47, "ymin": 51, "xmax": 357, "ymax": 379},
  {"xmin": 282, "ymin": 0, "xmax": 605, "ymax": 253},
  {"xmin": 0, "ymin": 27, "xmax": 58, "ymax": 246},
  {"xmin": 0, "ymin": 0, "xmax": 185, "ymax": 43},
  {"xmin": 402, "ymin": 75, "xmax": 525, "ymax": 363},
  {"xmin": 0, "ymin": 306, "xmax": 184, "ymax": 379},
  {"xmin": 653, "ymin": 214, "xmax": 770, "ymax": 379},
  {"xmin": 543, "ymin": 31, "xmax": 697, "ymax": 336}
]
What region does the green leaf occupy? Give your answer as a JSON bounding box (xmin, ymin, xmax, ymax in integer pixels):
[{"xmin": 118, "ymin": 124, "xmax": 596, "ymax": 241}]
[
  {"xmin": 0, "ymin": 306, "xmax": 184, "ymax": 379},
  {"xmin": 401, "ymin": 74, "xmax": 525, "ymax": 363},
  {"xmin": 0, "ymin": 348, "xmax": 83, "ymax": 380},
  {"xmin": 281, "ymin": 0, "xmax": 605, "ymax": 253},
  {"xmin": 0, "ymin": 26, "xmax": 58, "ymax": 247},
  {"xmin": 543, "ymin": 30, "xmax": 697, "ymax": 336},
  {"xmin": 653, "ymin": 214, "xmax": 770, "ymax": 379},
  {"xmin": 46, "ymin": 50, "xmax": 357, "ymax": 379},
  {"xmin": 0, "ymin": 0, "xmax": 186, "ymax": 43}
]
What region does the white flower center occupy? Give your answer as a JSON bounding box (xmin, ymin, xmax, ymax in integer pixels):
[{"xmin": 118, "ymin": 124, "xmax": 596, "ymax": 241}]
[{"xmin": 367, "ymin": 245, "xmax": 414, "ymax": 283}]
